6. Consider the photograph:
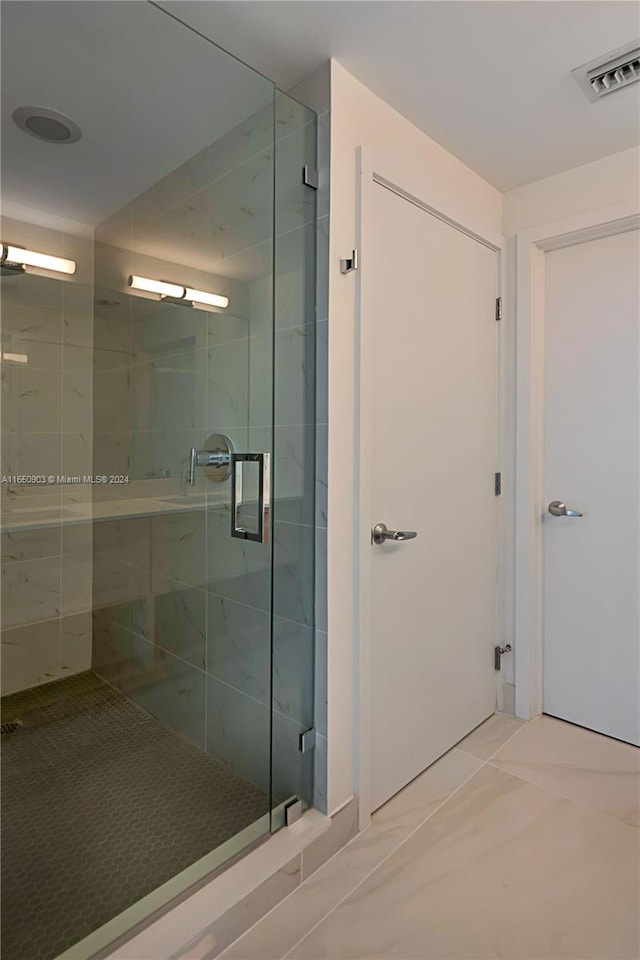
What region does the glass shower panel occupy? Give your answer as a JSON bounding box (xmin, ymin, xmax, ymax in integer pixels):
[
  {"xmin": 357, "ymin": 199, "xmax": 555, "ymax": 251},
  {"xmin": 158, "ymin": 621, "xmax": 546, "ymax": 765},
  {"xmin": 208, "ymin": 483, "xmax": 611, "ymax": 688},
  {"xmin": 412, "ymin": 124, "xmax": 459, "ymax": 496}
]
[
  {"xmin": 270, "ymin": 94, "xmax": 318, "ymax": 814},
  {"xmin": 90, "ymin": 9, "xmax": 279, "ymax": 929},
  {"xmin": 0, "ymin": 2, "xmax": 316, "ymax": 958}
]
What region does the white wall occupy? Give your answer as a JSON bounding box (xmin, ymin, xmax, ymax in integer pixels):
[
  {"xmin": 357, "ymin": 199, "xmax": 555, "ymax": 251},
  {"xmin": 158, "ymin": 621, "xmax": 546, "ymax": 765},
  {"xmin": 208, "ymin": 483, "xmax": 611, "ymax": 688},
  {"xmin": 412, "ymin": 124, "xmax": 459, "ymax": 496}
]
[
  {"xmin": 325, "ymin": 67, "xmax": 640, "ymax": 813},
  {"xmin": 503, "ymin": 146, "xmax": 640, "ymax": 236},
  {"xmin": 500, "ymin": 146, "xmax": 640, "ymax": 704},
  {"xmin": 326, "ymin": 60, "xmax": 502, "ymax": 814}
]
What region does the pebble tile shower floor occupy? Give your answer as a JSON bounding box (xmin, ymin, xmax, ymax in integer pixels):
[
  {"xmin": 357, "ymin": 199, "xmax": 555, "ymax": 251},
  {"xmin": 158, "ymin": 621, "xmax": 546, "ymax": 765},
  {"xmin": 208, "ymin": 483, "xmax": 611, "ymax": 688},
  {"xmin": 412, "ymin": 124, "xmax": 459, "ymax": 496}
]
[{"xmin": 1, "ymin": 671, "xmax": 269, "ymax": 960}]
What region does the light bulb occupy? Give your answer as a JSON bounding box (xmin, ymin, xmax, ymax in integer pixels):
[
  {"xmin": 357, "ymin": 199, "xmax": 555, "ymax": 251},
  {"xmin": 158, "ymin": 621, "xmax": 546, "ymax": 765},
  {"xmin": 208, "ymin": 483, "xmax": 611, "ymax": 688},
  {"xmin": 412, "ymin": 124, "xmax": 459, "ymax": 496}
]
[
  {"xmin": 128, "ymin": 275, "xmax": 184, "ymax": 299},
  {"xmin": 184, "ymin": 287, "xmax": 229, "ymax": 309},
  {"xmin": 3, "ymin": 243, "xmax": 76, "ymax": 275}
]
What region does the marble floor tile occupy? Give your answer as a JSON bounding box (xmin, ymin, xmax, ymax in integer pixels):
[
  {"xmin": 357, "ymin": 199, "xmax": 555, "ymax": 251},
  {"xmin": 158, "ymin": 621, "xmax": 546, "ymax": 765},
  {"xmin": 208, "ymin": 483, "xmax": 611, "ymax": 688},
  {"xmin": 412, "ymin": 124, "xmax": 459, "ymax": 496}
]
[
  {"xmin": 455, "ymin": 711, "xmax": 525, "ymax": 761},
  {"xmin": 220, "ymin": 748, "xmax": 482, "ymax": 960},
  {"xmin": 288, "ymin": 764, "xmax": 640, "ymax": 960},
  {"xmin": 491, "ymin": 715, "xmax": 640, "ymax": 827}
]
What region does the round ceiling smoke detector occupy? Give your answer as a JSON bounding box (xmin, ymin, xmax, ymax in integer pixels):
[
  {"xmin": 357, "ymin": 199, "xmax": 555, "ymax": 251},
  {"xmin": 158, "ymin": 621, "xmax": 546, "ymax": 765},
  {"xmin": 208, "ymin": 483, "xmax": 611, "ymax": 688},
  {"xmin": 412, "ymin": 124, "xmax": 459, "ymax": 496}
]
[{"xmin": 12, "ymin": 106, "xmax": 81, "ymax": 144}]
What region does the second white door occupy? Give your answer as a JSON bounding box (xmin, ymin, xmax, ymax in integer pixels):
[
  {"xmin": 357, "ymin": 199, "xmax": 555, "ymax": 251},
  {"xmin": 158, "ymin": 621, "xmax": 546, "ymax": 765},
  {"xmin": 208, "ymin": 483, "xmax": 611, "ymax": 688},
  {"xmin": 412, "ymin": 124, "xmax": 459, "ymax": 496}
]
[
  {"xmin": 367, "ymin": 181, "xmax": 499, "ymax": 810},
  {"xmin": 543, "ymin": 228, "xmax": 640, "ymax": 746}
]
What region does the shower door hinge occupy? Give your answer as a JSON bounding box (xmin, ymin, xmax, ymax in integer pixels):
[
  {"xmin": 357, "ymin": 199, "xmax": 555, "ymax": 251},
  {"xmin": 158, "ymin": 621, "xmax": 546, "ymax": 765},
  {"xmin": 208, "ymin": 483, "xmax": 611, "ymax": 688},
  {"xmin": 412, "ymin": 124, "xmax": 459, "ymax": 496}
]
[
  {"xmin": 299, "ymin": 727, "xmax": 316, "ymax": 754},
  {"xmin": 494, "ymin": 644, "xmax": 512, "ymax": 670},
  {"xmin": 284, "ymin": 797, "xmax": 303, "ymax": 826},
  {"xmin": 340, "ymin": 249, "xmax": 359, "ymax": 274},
  {"xmin": 303, "ymin": 165, "xmax": 319, "ymax": 189},
  {"xmin": 495, "ymin": 472, "xmax": 502, "ymax": 496},
  {"xmin": 495, "ymin": 296, "xmax": 503, "ymax": 321}
]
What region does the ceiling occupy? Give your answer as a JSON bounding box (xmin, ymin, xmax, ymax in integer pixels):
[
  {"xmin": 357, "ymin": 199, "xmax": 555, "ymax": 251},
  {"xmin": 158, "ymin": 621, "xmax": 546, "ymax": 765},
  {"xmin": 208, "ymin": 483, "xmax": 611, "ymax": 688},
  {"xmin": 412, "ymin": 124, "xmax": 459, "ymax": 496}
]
[
  {"xmin": 0, "ymin": 1, "xmax": 273, "ymax": 225},
  {"xmin": 2, "ymin": 0, "xmax": 637, "ymax": 227},
  {"xmin": 161, "ymin": 0, "xmax": 640, "ymax": 191}
]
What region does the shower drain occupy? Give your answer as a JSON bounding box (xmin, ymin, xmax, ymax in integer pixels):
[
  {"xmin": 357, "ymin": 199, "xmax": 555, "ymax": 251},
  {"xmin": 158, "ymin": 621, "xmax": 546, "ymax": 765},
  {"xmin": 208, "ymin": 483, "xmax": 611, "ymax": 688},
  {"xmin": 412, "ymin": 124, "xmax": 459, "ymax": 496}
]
[{"xmin": 1, "ymin": 720, "xmax": 23, "ymax": 735}]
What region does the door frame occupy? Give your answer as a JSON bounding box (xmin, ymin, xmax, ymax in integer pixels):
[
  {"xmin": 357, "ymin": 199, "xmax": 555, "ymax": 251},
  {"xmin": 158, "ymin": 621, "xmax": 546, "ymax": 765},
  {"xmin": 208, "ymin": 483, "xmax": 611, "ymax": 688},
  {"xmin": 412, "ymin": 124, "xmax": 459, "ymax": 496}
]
[
  {"xmin": 513, "ymin": 202, "xmax": 640, "ymax": 723},
  {"xmin": 354, "ymin": 147, "xmax": 504, "ymax": 828}
]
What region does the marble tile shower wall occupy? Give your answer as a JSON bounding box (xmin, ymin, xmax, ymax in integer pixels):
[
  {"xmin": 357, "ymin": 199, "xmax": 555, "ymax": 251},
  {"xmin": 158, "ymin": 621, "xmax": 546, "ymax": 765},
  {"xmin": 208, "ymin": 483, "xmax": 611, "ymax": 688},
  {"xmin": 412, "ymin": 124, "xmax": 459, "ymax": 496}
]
[
  {"xmin": 91, "ymin": 93, "xmax": 318, "ymax": 808},
  {"xmin": 1, "ymin": 216, "xmax": 94, "ymax": 695}
]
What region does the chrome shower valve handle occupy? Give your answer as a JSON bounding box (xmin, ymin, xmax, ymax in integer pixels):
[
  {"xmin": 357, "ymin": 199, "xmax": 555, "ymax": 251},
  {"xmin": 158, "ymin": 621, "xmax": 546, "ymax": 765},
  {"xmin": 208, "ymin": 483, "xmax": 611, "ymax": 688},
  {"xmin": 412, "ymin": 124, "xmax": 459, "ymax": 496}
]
[{"xmin": 187, "ymin": 434, "xmax": 234, "ymax": 484}]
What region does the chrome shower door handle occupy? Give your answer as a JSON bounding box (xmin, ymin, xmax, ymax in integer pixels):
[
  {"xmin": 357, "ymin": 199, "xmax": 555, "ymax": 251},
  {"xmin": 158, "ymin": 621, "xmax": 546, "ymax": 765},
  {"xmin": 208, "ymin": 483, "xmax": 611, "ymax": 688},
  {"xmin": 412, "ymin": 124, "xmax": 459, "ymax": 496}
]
[
  {"xmin": 548, "ymin": 500, "xmax": 583, "ymax": 518},
  {"xmin": 372, "ymin": 523, "xmax": 418, "ymax": 545},
  {"xmin": 231, "ymin": 453, "xmax": 270, "ymax": 543}
]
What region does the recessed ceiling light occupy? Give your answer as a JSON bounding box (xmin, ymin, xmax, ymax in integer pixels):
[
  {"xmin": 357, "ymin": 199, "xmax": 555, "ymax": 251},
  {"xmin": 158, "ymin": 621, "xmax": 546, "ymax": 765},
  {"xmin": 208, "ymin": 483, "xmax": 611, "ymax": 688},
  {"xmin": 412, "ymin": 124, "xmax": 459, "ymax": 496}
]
[{"xmin": 12, "ymin": 106, "xmax": 82, "ymax": 144}]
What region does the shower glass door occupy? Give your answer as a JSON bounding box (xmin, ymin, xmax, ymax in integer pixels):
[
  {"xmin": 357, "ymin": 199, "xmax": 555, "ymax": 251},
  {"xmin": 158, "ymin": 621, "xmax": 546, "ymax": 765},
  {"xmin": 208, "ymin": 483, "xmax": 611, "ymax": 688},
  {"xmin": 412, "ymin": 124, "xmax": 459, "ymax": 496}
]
[
  {"xmin": 90, "ymin": 56, "xmax": 277, "ymax": 923},
  {"xmin": 1, "ymin": 3, "xmax": 315, "ymax": 959}
]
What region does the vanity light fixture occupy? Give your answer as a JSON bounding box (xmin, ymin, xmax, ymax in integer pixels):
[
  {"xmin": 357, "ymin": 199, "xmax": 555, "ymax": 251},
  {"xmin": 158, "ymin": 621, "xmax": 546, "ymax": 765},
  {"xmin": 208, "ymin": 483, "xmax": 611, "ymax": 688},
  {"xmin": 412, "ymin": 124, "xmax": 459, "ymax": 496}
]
[
  {"xmin": 1, "ymin": 243, "xmax": 76, "ymax": 275},
  {"xmin": 127, "ymin": 275, "xmax": 229, "ymax": 309}
]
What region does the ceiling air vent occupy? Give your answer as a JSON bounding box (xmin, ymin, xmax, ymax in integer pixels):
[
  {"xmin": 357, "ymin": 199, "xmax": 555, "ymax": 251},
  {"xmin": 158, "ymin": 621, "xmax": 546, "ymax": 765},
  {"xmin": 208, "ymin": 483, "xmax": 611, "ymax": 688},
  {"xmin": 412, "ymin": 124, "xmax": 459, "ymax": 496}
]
[{"xmin": 572, "ymin": 43, "xmax": 640, "ymax": 102}]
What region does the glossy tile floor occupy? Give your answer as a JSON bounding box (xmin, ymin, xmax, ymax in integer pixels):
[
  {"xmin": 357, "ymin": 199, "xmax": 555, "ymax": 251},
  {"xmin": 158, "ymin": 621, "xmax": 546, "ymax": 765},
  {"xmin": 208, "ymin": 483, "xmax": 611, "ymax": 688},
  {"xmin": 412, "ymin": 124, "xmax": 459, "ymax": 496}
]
[
  {"xmin": 1, "ymin": 672, "xmax": 268, "ymax": 960},
  {"xmin": 222, "ymin": 713, "xmax": 640, "ymax": 960}
]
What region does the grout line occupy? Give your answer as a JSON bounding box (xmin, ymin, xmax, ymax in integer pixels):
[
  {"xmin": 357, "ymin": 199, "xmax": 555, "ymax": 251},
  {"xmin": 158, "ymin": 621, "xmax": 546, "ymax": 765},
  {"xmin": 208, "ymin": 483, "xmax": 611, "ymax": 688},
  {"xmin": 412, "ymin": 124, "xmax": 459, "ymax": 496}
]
[
  {"xmin": 96, "ymin": 611, "xmax": 305, "ymax": 730},
  {"xmin": 1, "ymin": 549, "xmax": 63, "ymax": 567},
  {"xmin": 1, "ymin": 611, "xmax": 70, "ymax": 632},
  {"xmin": 102, "ymin": 556, "xmax": 312, "ymax": 635},
  {"xmin": 454, "ymin": 745, "xmax": 490, "ymax": 762},
  {"xmin": 216, "ymin": 826, "xmax": 362, "ymax": 957},
  {"xmin": 136, "ymin": 114, "xmax": 316, "ymax": 237},
  {"xmin": 131, "ymin": 207, "xmax": 316, "ymax": 280},
  {"xmin": 280, "ymin": 758, "xmax": 491, "ymax": 959},
  {"xmin": 448, "ymin": 717, "xmax": 529, "ymax": 766},
  {"xmin": 485, "ymin": 755, "xmax": 640, "ymax": 832},
  {"xmin": 480, "ymin": 717, "xmax": 532, "ymax": 763},
  {"xmin": 272, "ymin": 722, "xmax": 537, "ymax": 957},
  {"xmin": 125, "ymin": 335, "xmax": 252, "ymax": 371}
]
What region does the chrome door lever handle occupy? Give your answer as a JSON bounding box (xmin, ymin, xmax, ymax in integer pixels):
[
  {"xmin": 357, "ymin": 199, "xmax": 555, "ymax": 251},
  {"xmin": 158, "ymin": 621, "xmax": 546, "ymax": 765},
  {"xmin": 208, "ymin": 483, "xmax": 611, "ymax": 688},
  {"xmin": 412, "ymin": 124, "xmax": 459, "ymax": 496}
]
[
  {"xmin": 548, "ymin": 500, "xmax": 583, "ymax": 518},
  {"xmin": 372, "ymin": 523, "xmax": 418, "ymax": 545}
]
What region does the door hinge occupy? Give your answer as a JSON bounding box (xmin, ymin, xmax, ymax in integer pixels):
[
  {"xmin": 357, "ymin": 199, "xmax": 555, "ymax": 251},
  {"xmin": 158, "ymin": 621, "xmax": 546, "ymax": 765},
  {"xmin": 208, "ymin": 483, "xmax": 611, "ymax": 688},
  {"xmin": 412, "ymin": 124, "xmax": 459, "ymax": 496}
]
[
  {"xmin": 494, "ymin": 644, "xmax": 512, "ymax": 670},
  {"xmin": 299, "ymin": 727, "xmax": 316, "ymax": 754},
  {"xmin": 495, "ymin": 472, "xmax": 502, "ymax": 496},
  {"xmin": 302, "ymin": 165, "xmax": 319, "ymax": 189},
  {"xmin": 495, "ymin": 296, "xmax": 503, "ymax": 321},
  {"xmin": 340, "ymin": 249, "xmax": 359, "ymax": 274}
]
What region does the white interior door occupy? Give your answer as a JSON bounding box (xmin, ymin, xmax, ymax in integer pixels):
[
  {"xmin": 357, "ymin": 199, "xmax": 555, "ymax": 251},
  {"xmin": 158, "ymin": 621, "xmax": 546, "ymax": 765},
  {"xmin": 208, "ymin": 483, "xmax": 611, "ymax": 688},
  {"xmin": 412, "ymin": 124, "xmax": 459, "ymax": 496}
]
[
  {"xmin": 543, "ymin": 229, "xmax": 640, "ymax": 746},
  {"xmin": 367, "ymin": 181, "xmax": 499, "ymax": 811}
]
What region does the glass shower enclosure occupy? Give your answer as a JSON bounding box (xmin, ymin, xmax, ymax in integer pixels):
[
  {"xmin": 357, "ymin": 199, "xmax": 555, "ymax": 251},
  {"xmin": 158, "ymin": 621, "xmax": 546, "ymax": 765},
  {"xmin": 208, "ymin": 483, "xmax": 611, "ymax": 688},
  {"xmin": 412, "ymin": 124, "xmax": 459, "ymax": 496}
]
[{"xmin": 0, "ymin": 3, "xmax": 316, "ymax": 958}]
